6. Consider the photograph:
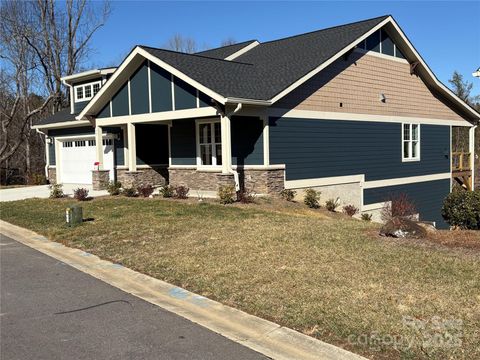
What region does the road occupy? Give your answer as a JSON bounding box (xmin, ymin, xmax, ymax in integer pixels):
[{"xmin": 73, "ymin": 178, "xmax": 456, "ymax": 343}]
[{"xmin": 0, "ymin": 234, "xmax": 268, "ymax": 360}]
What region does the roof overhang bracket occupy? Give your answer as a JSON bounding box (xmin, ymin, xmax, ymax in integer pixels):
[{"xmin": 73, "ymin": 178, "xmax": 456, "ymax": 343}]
[
  {"xmin": 410, "ymin": 61, "xmax": 419, "ymax": 75},
  {"xmin": 344, "ymin": 48, "xmax": 355, "ymax": 61}
]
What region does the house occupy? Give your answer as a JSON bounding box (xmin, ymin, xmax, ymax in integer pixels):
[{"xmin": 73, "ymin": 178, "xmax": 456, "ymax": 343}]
[{"xmin": 33, "ymin": 15, "xmax": 479, "ymax": 228}]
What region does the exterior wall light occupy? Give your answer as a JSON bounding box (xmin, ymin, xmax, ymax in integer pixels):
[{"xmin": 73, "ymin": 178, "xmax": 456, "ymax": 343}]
[{"xmin": 380, "ymin": 93, "xmax": 387, "ymax": 103}]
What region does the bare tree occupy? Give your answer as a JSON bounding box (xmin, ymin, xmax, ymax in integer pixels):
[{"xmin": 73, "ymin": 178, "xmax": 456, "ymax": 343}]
[
  {"xmin": 166, "ymin": 34, "xmax": 197, "ymax": 53},
  {"xmin": 220, "ymin": 37, "xmax": 237, "ymax": 47},
  {"xmin": 0, "ymin": 0, "xmax": 110, "ymax": 183}
]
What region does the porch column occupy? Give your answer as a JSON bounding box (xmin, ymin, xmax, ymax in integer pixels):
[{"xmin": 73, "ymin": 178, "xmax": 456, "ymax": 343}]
[
  {"xmin": 221, "ymin": 114, "xmax": 232, "ymax": 174},
  {"xmin": 95, "ymin": 125, "xmax": 104, "ymax": 170},
  {"xmin": 127, "ymin": 122, "xmax": 137, "ymax": 172},
  {"xmin": 470, "ymin": 125, "xmax": 476, "ymax": 188},
  {"xmin": 262, "ymin": 115, "xmax": 270, "ymax": 166}
]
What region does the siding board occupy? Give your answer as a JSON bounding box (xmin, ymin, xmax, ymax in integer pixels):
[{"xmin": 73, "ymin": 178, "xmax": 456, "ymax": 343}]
[
  {"xmin": 130, "ymin": 61, "xmax": 149, "ymax": 115},
  {"xmin": 231, "ymin": 116, "xmax": 264, "ymax": 166},
  {"xmin": 170, "ymin": 119, "xmax": 196, "ymax": 165}
]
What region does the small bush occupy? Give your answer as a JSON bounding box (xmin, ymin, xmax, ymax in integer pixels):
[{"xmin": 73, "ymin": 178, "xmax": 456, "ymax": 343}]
[
  {"xmin": 218, "ymin": 185, "xmax": 236, "ymax": 205},
  {"xmin": 442, "ymin": 190, "xmax": 480, "ymax": 229},
  {"xmin": 107, "ymin": 181, "xmax": 122, "ymax": 196},
  {"xmin": 73, "ymin": 188, "xmax": 89, "ymax": 201},
  {"xmin": 361, "ymin": 213, "xmax": 373, "ymax": 222},
  {"xmin": 325, "ymin": 198, "xmax": 339, "ymax": 212},
  {"xmin": 280, "ymin": 189, "xmax": 296, "ymax": 202},
  {"xmin": 29, "ymin": 173, "xmax": 47, "ymax": 185},
  {"xmin": 343, "ymin": 204, "xmax": 359, "ymax": 217},
  {"xmin": 49, "ymin": 183, "xmax": 64, "ymax": 198},
  {"xmin": 237, "ymin": 188, "xmax": 256, "ymax": 204},
  {"xmin": 159, "ymin": 185, "xmax": 174, "ymax": 198},
  {"xmin": 174, "ymin": 185, "xmax": 189, "ymax": 199},
  {"xmin": 303, "ymin": 188, "xmax": 320, "ymax": 209},
  {"xmin": 137, "ymin": 184, "xmax": 154, "ymax": 198},
  {"xmin": 381, "ymin": 193, "xmax": 417, "ymax": 221},
  {"xmin": 122, "ymin": 187, "xmax": 137, "ymax": 197}
]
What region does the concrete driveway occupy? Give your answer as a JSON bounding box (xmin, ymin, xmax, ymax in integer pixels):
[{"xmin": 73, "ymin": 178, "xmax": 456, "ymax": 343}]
[{"xmin": 0, "ymin": 184, "xmax": 108, "ymax": 202}]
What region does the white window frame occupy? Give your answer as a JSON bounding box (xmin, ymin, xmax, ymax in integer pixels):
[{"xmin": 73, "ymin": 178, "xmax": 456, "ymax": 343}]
[
  {"xmin": 402, "ymin": 123, "xmax": 421, "ymax": 162},
  {"xmin": 74, "ymin": 81, "xmax": 102, "ymax": 102},
  {"xmin": 196, "ymin": 119, "xmax": 222, "ymax": 169}
]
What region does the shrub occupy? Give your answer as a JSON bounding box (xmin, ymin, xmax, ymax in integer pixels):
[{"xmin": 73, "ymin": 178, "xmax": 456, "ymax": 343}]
[
  {"xmin": 280, "ymin": 189, "xmax": 296, "ymax": 202},
  {"xmin": 218, "ymin": 185, "xmax": 236, "ymax": 205},
  {"xmin": 49, "ymin": 183, "xmax": 64, "ymax": 198},
  {"xmin": 159, "ymin": 185, "xmax": 174, "ymax": 198},
  {"xmin": 122, "ymin": 187, "xmax": 137, "ymax": 197},
  {"xmin": 174, "ymin": 185, "xmax": 189, "ymax": 199},
  {"xmin": 137, "ymin": 184, "xmax": 154, "ymax": 198},
  {"xmin": 325, "ymin": 198, "xmax": 339, "ymax": 212},
  {"xmin": 381, "ymin": 193, "xmax": 417, "ymax": 222},
  {"xmin": 29, "ymin": 173, "xmax": 47, "ymax": 185},
  {"xmin": 237, "ymin": 188, "xmax": 256, "ymax": 204},
  {"xmin": 303, "ymin": 188, "xmax": 320, "ymax": 209},
  {"xmin": 107, "ymin": 181, "xmax": 122, "ymax": 196},
  {"xmin": 361, "ymin": 213, "xmax": 373, "ymax": 222},
  {"xmin": 73, "ymin": 188, "xmax": 89, "ymax": 201},
  {"xmin": 442, "ymin": 190, "xmax": 480, "ymax": 229},
  {"xmin": 343, "ymin": 204, "xmax": 359, "ymax": 217}
]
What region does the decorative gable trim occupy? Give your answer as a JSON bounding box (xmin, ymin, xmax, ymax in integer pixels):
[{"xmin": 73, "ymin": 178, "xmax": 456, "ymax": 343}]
[{"xmin": 225, "ymin": 41, "xmax": 260, "ymax": 61}]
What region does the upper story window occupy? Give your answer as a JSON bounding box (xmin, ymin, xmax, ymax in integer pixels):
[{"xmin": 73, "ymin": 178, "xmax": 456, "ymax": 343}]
[
  {"xmin": 358, "ymin": 29, "xmax": 406, "ymax": 60},
  {"xmin": 197, "ymin": 121, "xmax": 222, "ymax": 167},
  {"xmin": 402, "ymin": 123, "xmax": 420, "ymax": 161},
  {"xmin": 74, "ymin": 81, "xmax": 102, "ymax": 102}
]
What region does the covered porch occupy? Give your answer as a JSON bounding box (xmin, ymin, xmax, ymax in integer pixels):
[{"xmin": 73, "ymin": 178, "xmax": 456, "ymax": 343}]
[{"xmin": 451, "ymin": 125, "xmax": 477, "ymax": 191}]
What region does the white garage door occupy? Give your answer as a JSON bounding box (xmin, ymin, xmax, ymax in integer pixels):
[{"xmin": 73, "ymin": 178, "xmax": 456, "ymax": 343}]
[{"xmin": 60, "ymin": 138, "xmax": 114, "ymax": 184}]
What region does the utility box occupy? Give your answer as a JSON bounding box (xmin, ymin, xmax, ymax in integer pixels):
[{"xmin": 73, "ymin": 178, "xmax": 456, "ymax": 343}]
[{"xmin": 66, "ymin": 205, "xmax": 83, "ymax": 227}]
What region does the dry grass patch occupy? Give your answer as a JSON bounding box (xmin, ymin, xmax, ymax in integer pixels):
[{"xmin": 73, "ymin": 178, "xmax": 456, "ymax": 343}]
[{"xmin": 1, "ymin": 197, "xmax": 479, "ymax": 359}]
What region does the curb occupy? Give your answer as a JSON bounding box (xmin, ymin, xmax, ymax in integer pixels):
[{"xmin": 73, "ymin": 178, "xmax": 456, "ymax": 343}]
[{"xmin": 0, "ymin": 220, "xmax": 367, "ymax": 360}]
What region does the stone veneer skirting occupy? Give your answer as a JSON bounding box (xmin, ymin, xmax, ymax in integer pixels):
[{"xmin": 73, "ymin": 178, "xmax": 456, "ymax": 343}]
[
  {"xmin": 92, "ymin": 170, "xmax": 110, "ymax": 190},
  {"xmin": 116, "ymin": 166, "xmax": 169, "ymax": 188},
  {"xmin": 47, "ymin": 167, "xmax": 56, "ymax": 184}
]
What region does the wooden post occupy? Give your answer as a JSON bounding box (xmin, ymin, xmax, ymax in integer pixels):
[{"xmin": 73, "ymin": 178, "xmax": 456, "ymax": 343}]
[
  {"xmin": 127, "ymin": 122, "xmax": 137, "ymax": 172},
  {"xmin": 95, "ymin": 125, "xmax": 104, "ymax": 170}
]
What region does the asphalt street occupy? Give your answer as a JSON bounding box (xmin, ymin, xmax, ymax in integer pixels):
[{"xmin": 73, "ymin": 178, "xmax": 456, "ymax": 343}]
[{"xmin": 0, "ymin": 234, "xmax": 268, "ymax": 360}]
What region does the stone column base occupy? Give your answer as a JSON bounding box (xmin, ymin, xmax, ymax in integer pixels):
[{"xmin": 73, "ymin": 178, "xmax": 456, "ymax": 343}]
[{"xmin": 92, "ymin": 170, "xmax": 110, "ymax": 190}]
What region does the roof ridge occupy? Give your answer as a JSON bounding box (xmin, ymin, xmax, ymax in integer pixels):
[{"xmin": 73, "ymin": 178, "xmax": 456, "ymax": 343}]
[
  {"xmin": 139, "ymin": 45, "xmax": 254, "ymax": 65},
  {"xmin": 257, "ymin": 15, "xmax": 390, "ymax": 46},
  {"xmin": 196, "ymin": 39, "xmax": 258, "ymax": 54}
]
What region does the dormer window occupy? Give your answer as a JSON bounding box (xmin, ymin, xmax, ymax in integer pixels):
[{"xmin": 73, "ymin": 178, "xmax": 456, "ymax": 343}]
[{"xmin": 74, "ymin": 81, "xmax": 102, "ymax": 102}]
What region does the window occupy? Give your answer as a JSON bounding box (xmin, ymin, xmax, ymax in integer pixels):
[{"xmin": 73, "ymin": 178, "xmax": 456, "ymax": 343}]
[
  {"xmin": 358, "ymin": 29, "xmax": 406, "ymax": 60},
  {"xmin": 88, "ymin": 140, "xmax": 96, "ymax": 146},
  {"xmin": 403, "ymin": 123, "xmax": 420, "ymax": 161},
  {"xmin": 102, "ymin": 138, "xmax": 113, "ymax": 146},
  {"xmin": 63, "ymin": 141, "xmax": 73, "ymax": 148},
  {"xmin": 197, "ymin": 121, "xmax": 222, "ymax": 166},
  {"xmin": 74, "ymin": 81, "xmax": 102, "ymax": 102},
  {"xmin": 74, "ymin": 140, "xmax": 86, "ymax": 147}
]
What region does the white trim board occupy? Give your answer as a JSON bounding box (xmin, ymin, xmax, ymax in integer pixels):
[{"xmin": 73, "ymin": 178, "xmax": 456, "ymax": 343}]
[
  {"xmin": 363, "ymin": 173, "xmax": 451, "ymax": 189},
  {"xmin": 32, "ymin": 120, "xmax": 92, "ymax": 130},
  {"xmin": 225, "ymin": 41, "xmax": 260, "ymax": 61},
  {"xmin": 268, "ymin": 108, "xmax": 473, "ymax": 127}
]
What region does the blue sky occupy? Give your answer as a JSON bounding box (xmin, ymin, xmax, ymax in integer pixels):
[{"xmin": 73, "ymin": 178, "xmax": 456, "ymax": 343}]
[{"xmin": 88, "ymin": 1, "xmax": 480, "ymax": 96}]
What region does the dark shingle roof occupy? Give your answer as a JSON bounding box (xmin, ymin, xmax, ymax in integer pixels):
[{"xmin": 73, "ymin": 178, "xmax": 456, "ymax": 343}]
[
  {"xmin": 35, "ymin": 108, "xmax": 76, "ymax": 125},
  {"xmin": 142, "ymin": 15, "xmax": 389, "ymax": 100},
  {"xmin": 196, "ymin": 40, "xmax": 257, "ymax": 59}
]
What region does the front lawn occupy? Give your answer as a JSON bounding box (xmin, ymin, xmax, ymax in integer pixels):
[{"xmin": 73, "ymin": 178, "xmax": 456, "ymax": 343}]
[{"xmin": 1, "ymin": 197, "xmax": 478, "ymax": 359}]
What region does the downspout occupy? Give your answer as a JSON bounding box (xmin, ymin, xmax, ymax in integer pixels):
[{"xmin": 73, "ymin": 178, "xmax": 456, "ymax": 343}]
[
  {"xmin": 36, "ymin": 128, "xmax": 49, "ymax": 179},
  {"xmin": 226, "ymin": 103, "xmax": 243, "ymax": 189}
]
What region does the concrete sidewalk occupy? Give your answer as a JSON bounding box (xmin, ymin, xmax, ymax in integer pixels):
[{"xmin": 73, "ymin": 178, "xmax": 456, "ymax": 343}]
[
  {"xmin": 0, "ymin": 220, "xmax": 367, "ymax": 360},
  {"xmin": 0, "ymin": 184, "xmax": 108, "ymax": 202}
]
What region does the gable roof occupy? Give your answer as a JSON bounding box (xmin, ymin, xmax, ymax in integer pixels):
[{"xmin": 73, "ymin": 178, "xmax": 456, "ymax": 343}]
[
  {"xmin": 77, "ymin": 15, "xmax": 480, "ymax": 122},
  {"xmin": 196, "ymin": 40, "xmax": 258, "ymax": 59}
]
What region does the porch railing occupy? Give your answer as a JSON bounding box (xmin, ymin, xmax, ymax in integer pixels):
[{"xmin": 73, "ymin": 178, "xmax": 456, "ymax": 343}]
[{"xmin": 452, "ymin": 152, "xmax": 471, "ymax": 172}]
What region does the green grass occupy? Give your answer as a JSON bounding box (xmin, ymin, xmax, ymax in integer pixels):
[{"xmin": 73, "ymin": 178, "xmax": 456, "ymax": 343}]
[{"xmin": 1, "ymin": 197, "xmax": 479, "ymax": 359}]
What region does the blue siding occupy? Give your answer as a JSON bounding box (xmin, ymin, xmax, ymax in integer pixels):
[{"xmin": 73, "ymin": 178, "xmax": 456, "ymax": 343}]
[
  {"xmin": 151, "ymin": 63, "xmax": 173, "ymax": 112},
  {"xmin": 231, "ymin": 116, "xmax": 264, "ymax": 166},
  {"xmin": 136, "ymin": 124, "xmax": 169, "ymax": 165},
  {"xmin": 199, "ymin": 92, "xmax": 211, "ymax": 108},
  {"xmin": 48, "ymin": 126, "xmax": 94, "ymax": 137},
  {"xmin": 269, "ymin": 118, "xmax": 450, "ymax": 181},
  {"xmin": 170, "ymin": 119, "xmax": 196, "ymax": 165},
  {"xmin": 174, "ymin": 77, "xmax": 197, "ymax": 110},
  {"xmin": 97, "ymin": 102, "xmax": 110, "ymax": 118},
  {"xmin": 112, "ymin": 83, "xmax": 129, "ymax": 117},
  {"xmin": 130, "ymin": 61, "xmax": 149, "ymax": 115},
  {"xmin": 74, "ymin": 101, "xmax": 89, "ymax": 114},
  {"xmin": 364, "ymin": 179, "xmax": 451, "ymax": 228},
  {"xmin": 48, "ymin": 142, "xmax": 56, "ymax": 165}
]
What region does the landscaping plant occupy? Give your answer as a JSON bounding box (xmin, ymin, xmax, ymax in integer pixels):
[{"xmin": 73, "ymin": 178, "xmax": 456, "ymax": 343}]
[
  {"xmin": 442, "ymin": 190, "xmax": 480, "ymax": 229},
  {"xmin": 49, "ymin": 183, "xmax": 64, "ymax": 198},
  {"xmin": 325, "ymin": 198, "xmax": 339, "ymax": 212},
  {"xmin": 381, "ymin": 193, "xmax": 417, "ymax": 221},
  {"xmin": 159, "ymin": 185, "xmax": 174, "ymax": 198},
  {"xmin": 29, "ymin": 173, "xmax": 47, "ymax": 185},
  {"xmin": 237, "ymin": 188, "xmax": 256, "ymax": 204},
  {"xmin": 174, "ymin": 185, "xmax": 189, "ymax": 199},
  {"xmin": 343, "ymin": 204, "xmax": 359, "ymax": 217},
  {"xmin": 107, "ymin": 181, "xmax": 122, "ymax": 196},
  {"xmin": 137, "ymin": 184, "xmax": 154, "ymax": 198},
  {"xmin": 361, "ymin": 213, "xmax": 373, "ymax": 222},
  {"xmin": 303, "ymin": 188, "xmax": 320, "ymax": 208},
  {"xmin": 122, "ymin": 187, "xmax": 137, "ymax": 197},
  {"xmin": 73, "ymin": 188, "xmax": 89, "ymax": 201},
  {"xmin": 280, "ymin": 189, "xmax": 296, "ymax": 202},
  {"xmin": 218, "ymin": 185, "xmax": 236, "ymax": 205}
]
